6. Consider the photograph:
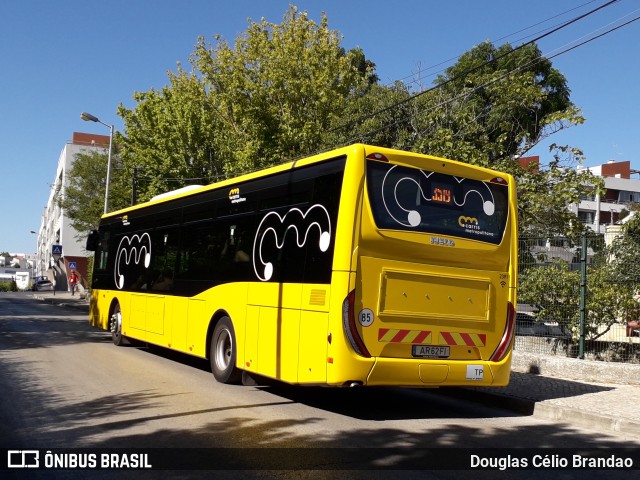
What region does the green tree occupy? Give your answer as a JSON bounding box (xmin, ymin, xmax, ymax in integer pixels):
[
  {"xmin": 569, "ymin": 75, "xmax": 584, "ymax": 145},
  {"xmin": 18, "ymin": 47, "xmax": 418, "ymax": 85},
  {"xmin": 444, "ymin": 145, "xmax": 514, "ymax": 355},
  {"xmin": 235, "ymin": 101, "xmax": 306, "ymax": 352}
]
[
  {"xmin": 518, "ymin": 259, "xmax": 580, "ymax": 333},
  {"xmin": 407, "ymin": 42, "xmax": 579, "ymax": 163},
  {"xmin": 519, "ymin": 245, "xmax": 640, "ymax": 342},
  {"xmin": 605, "ymin": 229, "xmax": 640, "ymax": 290},
  {"xmin": 191, "ymin": 5, "xmax": 371, "ymax": 172},
  {"xmin": 68, "ymin": 8, "xmax": 600, "ymax": 241},
  {"xmin": 114, "ymin": 5, "xmax": 374, "ymax": 204},
  {"xmin": 622, "ymin": 204, "xmax": 640, "ymax": 236},
  {"xmin": 586, "ymin": 256, "xmax": 639, "ymax": 340},
  {"xmin": 512, "ymin": 145, "xmax": 604, "ymax": 237},
  {"xmin": 330, "ymin": 80, "xmax": 413, "ymax": 148},
  {"xmin": 331, "ymin": 41, "xmax": 601, "ymax": 237},
  {"xmin": 413, "ymin": 42, "xmax": 601, "ymax": 236},
  {"xmin": 117, "ymin": 67, "xmax": 220, "ymax": 202},
  {"xmin": 58, "ymin": 150, "xmax": 130, "ymax": 235}
]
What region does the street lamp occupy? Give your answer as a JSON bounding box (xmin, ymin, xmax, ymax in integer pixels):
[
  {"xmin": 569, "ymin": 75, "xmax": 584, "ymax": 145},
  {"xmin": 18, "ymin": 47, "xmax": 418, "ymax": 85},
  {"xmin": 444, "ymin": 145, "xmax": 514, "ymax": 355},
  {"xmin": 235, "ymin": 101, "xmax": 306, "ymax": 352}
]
[
  {"xmin": 80, "ymin": 112, "xmax": 114, "ymax": 214},
  {"xmin": 29, "ymin": 230, "xmax": 38, "ymax": 281}
]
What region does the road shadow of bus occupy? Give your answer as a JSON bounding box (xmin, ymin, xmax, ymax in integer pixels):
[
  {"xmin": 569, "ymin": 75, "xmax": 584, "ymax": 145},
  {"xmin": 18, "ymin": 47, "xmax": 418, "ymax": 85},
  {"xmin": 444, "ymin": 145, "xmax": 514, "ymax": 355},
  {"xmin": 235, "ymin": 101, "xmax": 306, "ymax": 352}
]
[
  {"xmin": 129, "ymin": 343, "xmax": 507, "ymax": 421},
  {"xmin": 256, "ymin": 375, "xmax": 612, "ymax": 422},
  {"xmin": 130, "ymin": 344, "xmax": 502, "ymax": 421},
  {"xmin": 131, "ymin": 343, "xmax": 615, "ymax": 422}
]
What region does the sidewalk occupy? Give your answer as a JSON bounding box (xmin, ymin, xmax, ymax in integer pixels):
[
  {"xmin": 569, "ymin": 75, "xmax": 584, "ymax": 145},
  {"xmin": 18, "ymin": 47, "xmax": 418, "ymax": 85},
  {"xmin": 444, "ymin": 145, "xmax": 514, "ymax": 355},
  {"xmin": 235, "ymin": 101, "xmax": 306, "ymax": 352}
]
[
  {"xmin": 441, "ymin": 352, "xmax": 640, "ymax": 439},
  {"xmin": 32, "ymin": 291, "xmax": 640, "ymax": 438},
  {"xmin": 33, "ymin": 289, "xmax": 90, "ymax": 310}
]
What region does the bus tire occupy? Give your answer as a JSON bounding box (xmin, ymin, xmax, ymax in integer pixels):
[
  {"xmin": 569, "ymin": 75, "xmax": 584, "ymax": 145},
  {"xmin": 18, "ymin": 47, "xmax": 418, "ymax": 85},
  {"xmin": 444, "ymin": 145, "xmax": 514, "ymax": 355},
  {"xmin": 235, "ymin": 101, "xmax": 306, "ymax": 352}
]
[
  {"xmin": 210, "ymin": 316, "xmax": 242, "ymax": 384},
  {"xmin": 110, "ymin": 302, "xmax": 126, "ymax": 346}
]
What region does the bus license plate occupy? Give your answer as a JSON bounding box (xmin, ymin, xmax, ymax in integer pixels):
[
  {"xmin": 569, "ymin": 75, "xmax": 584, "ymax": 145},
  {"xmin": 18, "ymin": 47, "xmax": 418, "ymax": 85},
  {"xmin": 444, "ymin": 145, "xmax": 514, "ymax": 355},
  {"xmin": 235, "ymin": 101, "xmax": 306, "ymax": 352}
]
[{"xmin": 412, "ymin": 345, "xmax": 450, "ymax": 358}]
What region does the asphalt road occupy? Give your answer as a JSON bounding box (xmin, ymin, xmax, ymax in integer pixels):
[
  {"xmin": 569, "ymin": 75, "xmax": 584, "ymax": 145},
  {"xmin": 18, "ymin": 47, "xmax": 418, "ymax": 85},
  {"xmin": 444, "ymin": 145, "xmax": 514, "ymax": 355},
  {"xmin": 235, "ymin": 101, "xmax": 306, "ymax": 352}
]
[{"xmin": 1, "ymin": 292, "xmax": 637, "ymax": 479}]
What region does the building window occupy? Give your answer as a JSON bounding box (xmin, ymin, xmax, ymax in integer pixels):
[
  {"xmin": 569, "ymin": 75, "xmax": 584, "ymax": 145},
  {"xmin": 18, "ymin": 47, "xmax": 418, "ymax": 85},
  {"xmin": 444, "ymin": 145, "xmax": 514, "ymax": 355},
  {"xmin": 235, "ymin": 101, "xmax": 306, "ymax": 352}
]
[{"xmin": 578, "ymin": 211, "xmax": 594, "ymax": 224}]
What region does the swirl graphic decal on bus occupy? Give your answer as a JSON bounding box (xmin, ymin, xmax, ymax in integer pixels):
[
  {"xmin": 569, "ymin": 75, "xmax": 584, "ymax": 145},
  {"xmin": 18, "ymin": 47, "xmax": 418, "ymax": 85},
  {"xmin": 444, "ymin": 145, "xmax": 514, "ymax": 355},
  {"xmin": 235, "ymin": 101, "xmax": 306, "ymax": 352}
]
[
  {"xmin": 380, "ymin": 165, "xmax": 496, "ymax": 227},
  {"xmin": 366, "ymin": 160, "xmax": 508, "ymax": 244},
  {"xmin": 114, "ymin": 233, "xmax": 152, "ymax": 289},
  {"xmin": 252, "ymin": 204, "xmax": 332, "ymax": 281}
]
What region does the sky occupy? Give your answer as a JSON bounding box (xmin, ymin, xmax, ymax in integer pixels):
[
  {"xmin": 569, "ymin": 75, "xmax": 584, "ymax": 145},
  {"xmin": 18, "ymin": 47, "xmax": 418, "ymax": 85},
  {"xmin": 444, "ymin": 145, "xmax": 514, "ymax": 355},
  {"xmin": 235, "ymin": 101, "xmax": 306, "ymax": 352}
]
[{"xmin": 1, "ymin": 0, "xmax": 638, "ymax": 254}]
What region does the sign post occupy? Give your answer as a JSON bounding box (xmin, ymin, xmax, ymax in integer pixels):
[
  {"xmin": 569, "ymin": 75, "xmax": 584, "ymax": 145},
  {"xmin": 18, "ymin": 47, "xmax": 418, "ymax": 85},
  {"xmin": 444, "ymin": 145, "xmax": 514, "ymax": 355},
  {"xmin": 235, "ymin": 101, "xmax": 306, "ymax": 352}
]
[
  {"xmin": 51, "ymin": 244, "xmax": 62, "ymax": 263},
  {"xmin": 51, "ymin": 245, "xmax": 62, "ymax": 295}
]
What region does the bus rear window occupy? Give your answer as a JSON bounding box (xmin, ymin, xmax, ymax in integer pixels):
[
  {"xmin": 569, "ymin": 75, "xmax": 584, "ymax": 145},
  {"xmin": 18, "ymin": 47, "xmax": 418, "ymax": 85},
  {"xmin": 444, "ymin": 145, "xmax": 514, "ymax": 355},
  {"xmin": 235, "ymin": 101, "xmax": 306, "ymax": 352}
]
[{"xmin": 366, "ymin": 160, "xmax": 509, "ymax": 245}]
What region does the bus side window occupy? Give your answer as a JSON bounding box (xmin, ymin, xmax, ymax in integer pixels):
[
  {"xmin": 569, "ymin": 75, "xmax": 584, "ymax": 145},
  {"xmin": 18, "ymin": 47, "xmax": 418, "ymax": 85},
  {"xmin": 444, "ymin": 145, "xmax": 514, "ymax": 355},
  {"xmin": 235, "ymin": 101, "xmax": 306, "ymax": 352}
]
[{"xmin": 149, "ymin": 230, "xmax": 179, "ymax": 292}]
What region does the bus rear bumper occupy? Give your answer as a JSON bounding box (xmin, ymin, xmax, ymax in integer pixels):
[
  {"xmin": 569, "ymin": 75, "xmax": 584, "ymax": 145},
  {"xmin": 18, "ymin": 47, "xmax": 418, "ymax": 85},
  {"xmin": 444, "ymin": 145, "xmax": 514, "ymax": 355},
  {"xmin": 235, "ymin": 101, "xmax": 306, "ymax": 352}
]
[{"xmin": 364, "ymin": 354, "xmax": 513, "ymax": 387}]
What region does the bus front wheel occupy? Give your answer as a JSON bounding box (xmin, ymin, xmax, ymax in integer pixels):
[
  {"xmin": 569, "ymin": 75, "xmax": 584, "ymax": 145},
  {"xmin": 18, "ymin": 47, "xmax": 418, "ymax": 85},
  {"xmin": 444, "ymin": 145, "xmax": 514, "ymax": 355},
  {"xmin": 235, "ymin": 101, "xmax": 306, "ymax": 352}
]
[{"xmin": 210, "ymin": 316, "xmax": 241, "ymax": 384}]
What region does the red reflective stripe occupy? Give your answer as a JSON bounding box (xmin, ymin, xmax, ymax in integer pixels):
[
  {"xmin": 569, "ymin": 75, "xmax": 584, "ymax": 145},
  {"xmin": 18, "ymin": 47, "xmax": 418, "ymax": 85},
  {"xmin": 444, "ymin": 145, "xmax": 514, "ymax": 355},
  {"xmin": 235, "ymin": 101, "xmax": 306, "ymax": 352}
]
[
  {"xmin": 391, "ymin": 330, "xmax": 410, "ymax": 343},
  {"xmin": 414, "ymin": 331, "xmax": 431, "ymax": 343},
  {"xmin": 378, "ymin": 328, "xmax": 389, "ymax": 341},
  {"xmin": 441, "ymin": 332, "xmax": 455, "ymax": 345}
]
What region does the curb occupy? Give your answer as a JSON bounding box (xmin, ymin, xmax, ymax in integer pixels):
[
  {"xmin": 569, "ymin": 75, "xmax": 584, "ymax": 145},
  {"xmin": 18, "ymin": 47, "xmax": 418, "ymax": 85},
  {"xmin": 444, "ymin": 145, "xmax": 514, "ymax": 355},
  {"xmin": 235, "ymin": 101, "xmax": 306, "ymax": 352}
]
[
  {"xmin": 532, "ymin": 402, "xmax": 640, "ymax": 437},
  {"xmin": 439, "ymin": 378, "xmax": 640, "ymax": 439},
  {"xmin": 438, "ymin": 386, "xmax": 640, "ymax": 437},
  {"xmin": 33, "ymin": 294, "xmax": 89, "ymax": 311}
]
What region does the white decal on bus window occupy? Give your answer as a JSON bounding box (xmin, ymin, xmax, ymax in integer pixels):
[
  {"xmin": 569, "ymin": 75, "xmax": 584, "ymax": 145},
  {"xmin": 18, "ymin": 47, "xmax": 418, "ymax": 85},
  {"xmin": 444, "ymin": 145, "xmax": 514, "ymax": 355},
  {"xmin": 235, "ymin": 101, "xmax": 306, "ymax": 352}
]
[
  {"xmin": 114, "ymin": 233, "xmax": 152, "ymax": 289},
  {"xmin": 454, "ymin": 181, "xmax": 496, "ymax": 216},
  {"xmin": 381, "ymin": 165, "xmax": 496, "ymax": 227},
  {"xmin": 252, "ymin": 204, "xmax": 331, "ymax": 281}
]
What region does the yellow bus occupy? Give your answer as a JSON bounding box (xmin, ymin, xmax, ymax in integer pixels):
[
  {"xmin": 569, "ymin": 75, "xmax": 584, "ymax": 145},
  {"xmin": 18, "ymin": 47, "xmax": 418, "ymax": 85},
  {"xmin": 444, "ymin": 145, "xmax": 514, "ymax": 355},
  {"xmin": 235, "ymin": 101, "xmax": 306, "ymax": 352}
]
[{"xmin": 86, "ymin": 144, "xmax": 517, "ymax": 387}]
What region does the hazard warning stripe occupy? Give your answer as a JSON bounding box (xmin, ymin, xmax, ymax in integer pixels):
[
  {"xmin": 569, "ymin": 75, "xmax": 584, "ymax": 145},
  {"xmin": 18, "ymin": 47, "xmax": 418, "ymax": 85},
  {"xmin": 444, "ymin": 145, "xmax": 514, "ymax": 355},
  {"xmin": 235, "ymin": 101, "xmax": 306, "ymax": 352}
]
[
  {"xmin": 439, "ymin": 332, "xmax": 486, "ymax": 347},
  {"xmin": 378, "ymin": 328, "xmax": 432, "ymax": 344}
]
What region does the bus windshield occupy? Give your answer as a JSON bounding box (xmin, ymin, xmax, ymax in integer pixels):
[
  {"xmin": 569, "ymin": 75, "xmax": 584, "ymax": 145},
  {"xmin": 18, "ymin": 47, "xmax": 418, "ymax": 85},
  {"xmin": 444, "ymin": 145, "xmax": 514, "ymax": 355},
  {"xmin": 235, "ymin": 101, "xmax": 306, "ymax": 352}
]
[{"xmin": 366, "ymin": 160, "xmax": 509, "ymax": 244}]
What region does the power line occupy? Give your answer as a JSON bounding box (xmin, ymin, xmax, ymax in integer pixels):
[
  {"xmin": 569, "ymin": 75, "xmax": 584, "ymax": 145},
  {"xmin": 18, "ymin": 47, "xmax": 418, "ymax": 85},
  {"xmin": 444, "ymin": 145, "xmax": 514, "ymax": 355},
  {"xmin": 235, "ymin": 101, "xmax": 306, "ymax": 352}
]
[
  {"xmin": 330, "ymin": 0, "xmax": 620, "ymax": 136},
  {"xmin": 547, "ymin": 9, "xmax": 640, "ymax": 61},
  {"xmin": 348, "ymin": 8, "xmax": 640, "ymax": 148},
  {"xmin": 389, "ymin": 0, "xmax": 602, "ymax": 90}
]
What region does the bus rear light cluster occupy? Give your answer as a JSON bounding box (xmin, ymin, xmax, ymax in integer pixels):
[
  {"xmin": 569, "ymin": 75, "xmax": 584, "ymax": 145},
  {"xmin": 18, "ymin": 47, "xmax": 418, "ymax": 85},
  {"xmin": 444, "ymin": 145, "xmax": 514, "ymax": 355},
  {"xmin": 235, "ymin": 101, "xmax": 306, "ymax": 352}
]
[
  {"xmin": 489, "ymin": 177, "xmax": 507, "ymax": 184},
  {"xmin": 366, "ymin": 152, "xmax": 389, "ymax": 162},
  {"xmin": 342, "ymin": 289, "xmax": 371, "ymax": 358},
  {"xmin": 490, "ymin": 301, "xmax": 516, "ymax": 362}
]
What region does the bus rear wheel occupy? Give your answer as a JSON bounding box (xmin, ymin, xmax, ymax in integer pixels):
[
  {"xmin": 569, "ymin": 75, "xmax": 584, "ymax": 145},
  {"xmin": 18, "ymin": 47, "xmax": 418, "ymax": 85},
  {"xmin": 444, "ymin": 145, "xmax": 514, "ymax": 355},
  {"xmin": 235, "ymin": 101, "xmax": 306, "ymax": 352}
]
[
  {"xmin": 110, "ymin": 302, "xmax": 125, "ymax": 346},
  {"xmin": 210, "ymin": 316, "xmax": 241, "ymax": 384}
]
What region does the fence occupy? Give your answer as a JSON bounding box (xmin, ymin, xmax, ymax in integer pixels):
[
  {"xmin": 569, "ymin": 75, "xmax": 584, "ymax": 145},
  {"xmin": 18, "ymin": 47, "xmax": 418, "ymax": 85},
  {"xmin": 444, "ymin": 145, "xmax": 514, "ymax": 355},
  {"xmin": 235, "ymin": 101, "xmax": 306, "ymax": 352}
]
[{"xmin": 516, "ymin": 231, "xmax": 640, "ymax": 363}]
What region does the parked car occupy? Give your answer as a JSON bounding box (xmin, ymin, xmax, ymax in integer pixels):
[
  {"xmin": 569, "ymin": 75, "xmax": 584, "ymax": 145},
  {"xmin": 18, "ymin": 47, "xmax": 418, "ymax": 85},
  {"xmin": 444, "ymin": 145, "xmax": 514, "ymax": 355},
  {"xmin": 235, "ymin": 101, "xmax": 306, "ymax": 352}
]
[{"xmin": 32, "ymin": 279, "xmax": 54, "ymax": 291}]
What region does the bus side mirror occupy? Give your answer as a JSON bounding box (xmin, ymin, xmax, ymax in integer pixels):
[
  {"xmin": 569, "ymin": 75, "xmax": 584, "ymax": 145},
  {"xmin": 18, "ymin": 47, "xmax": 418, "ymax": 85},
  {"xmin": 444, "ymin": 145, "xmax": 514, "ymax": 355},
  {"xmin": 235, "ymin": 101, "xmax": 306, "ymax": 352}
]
[{"xmin": 86, "ymin": 230, "xmax": 99, "ymax": 252}]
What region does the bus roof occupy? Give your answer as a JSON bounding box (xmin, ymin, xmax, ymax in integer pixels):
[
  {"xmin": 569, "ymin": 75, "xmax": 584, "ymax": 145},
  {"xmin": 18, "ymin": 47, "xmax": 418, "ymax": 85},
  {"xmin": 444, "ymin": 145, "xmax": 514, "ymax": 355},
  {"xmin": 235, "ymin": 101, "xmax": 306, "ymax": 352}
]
[{"xmin": 101, "ymin": 144, "xmax": 364, "ymax": 219}]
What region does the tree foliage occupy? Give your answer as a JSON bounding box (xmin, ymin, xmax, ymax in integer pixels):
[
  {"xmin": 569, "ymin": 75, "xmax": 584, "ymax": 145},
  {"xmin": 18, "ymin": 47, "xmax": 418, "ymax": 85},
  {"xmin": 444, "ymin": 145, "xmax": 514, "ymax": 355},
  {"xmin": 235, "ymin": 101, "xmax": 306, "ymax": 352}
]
[
  {"xmin": 116, "ymin": 67, "xmax": 220, "ymax": 202},
  {"xmin": 423, "ymin": 42, "xmax": 576, "ymax": 162},
  {"xmin": 340, "ymin": 38, "xmax": 590, "ymax": 208},
  {"xmin": 58, "ymin": 150, "xmax": 130, "ymax": 233},
  {"xmin": 622, "ymin": 204, "xmax": 640, "ymax": 236},
  {"xmin": 519, "ymin": 233, "xmax": 640, "ymax": 341},
  {"xmin": 190, "ymin": 6, "xmax": 371, "ymax": 171},
  {"xmin": 336, "ymin": 41, "xmax": 602, "ymax": 237},
  {"xmin": 114, "ymin": 5, "xmax": 373, "ymax": 205},
  {"xmin": 513, "ymin": 144, "xmax": 604, "ymax": 237},
  {"xmin": 67, "ymin": 6, "xmax": 604, "ymax": 241}
]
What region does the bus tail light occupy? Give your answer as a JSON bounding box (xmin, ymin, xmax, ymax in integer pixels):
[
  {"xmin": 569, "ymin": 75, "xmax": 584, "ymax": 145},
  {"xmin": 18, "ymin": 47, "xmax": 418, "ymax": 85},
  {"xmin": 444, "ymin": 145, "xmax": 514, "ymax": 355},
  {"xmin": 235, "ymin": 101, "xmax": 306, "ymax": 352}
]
[
  {"xmin": 342, "ymin": 289, "xmax": 371, "ymax": 358},
  {"xmin": 489, "ymin": 176, "xmax": 507, "ymax": 184},
  {"xmin": 366, "ymin": 152, "xmax": 389, "ymax": 162},
  {"xmin": 490, "ymin": 302, "xmax": 515, "ymax": 362}
]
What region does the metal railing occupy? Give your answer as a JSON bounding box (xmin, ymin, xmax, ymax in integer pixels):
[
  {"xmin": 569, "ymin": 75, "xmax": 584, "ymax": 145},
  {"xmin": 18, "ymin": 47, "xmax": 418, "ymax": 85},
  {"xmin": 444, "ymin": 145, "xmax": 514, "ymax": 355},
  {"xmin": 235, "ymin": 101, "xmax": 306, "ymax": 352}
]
[{"xmin": 516, "ymin": 232, "xmax": 640, "ymax": 363}]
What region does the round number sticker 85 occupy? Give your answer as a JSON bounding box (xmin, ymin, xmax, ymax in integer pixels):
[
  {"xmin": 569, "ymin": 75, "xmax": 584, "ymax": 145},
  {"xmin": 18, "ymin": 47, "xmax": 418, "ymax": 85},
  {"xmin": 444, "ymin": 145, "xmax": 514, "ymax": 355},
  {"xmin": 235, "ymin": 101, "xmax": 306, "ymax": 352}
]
[{"xmin": 358, "ymin": 308, "xmax": 374, "ymax": 327}]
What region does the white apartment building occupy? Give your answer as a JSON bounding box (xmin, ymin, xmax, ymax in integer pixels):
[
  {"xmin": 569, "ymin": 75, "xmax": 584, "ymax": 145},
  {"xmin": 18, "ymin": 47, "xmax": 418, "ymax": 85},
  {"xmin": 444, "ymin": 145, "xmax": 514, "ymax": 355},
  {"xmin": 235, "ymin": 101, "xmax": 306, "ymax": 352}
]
[
  {"xmin": 573, "ymin": 160, "xmax": 640, "ymax": 233},
  {"xmin": 34, "ymin": 132, "xmax": 110, "ymax": 291}
]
